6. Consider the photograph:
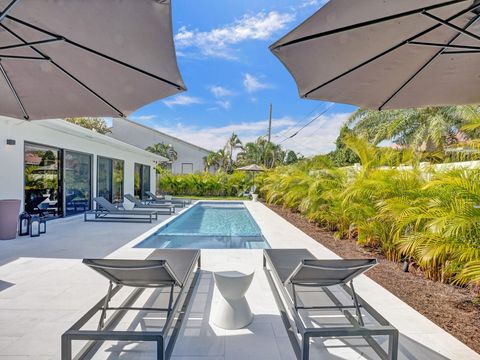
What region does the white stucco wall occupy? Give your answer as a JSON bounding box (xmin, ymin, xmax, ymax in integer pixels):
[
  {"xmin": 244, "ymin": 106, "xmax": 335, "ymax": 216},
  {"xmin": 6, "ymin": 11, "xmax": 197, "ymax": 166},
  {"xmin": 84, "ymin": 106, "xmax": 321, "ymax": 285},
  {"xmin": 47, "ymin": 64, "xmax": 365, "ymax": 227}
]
[
  {"xmin": 0, "ymin": 117, "xmax": 164, "ymax": 211},
  {"xmin": 109, "ymin": 118, "xmax": 211, "ymax": 174}
]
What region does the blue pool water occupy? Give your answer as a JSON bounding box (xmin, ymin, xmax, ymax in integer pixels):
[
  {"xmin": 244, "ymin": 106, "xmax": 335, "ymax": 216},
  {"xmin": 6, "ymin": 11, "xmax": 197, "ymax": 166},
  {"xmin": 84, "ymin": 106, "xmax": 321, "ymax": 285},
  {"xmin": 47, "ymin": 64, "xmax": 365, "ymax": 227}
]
[{"xmin": 135, "ymin": 202, "xmax": 270, "ymax": 249}]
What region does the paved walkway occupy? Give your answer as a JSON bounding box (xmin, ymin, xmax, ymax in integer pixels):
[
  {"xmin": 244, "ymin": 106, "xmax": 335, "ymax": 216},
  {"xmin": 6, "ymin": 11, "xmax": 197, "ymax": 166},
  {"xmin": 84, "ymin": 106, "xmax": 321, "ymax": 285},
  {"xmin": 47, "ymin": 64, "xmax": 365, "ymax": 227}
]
[{"xmin": 0, "ymin": 202, "xmax": 478, "ymax": 359}]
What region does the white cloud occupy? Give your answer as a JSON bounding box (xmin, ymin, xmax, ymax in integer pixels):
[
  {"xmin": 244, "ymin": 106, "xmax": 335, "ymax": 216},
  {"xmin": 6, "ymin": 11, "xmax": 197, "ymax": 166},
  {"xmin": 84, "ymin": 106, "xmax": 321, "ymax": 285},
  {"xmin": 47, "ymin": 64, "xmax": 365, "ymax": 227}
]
[
  {"xmin": 150, "ymin": 112, "xmax": 351, "ymax": 156},
  {"xmin": 243, "ymin": 73, "xmax": 271, "ymax": 93},
  {"xmin": 175, "ymin": 11, "xmax": 295, "ymax": 59},
  {"xmin": 163, "ymin": 95, "xmax": 203, "ymax": 108},
  {"xmin": 154, "ymin": 117, "xmax": 297, "ymax": 151},
  {"xmin": 209, "ymin": 85, "xmax": 235, "ymax": 98},
  {"xmin": 297, "ymin": 0, "xmax": 329, "ymax": 9},
  {"xmin": 129, "ymin": 114, "xmax": 157, "ymax": 121},
  {"xmin": 216, "ymin": 100, "xmax": 231, "ymax": 110}
]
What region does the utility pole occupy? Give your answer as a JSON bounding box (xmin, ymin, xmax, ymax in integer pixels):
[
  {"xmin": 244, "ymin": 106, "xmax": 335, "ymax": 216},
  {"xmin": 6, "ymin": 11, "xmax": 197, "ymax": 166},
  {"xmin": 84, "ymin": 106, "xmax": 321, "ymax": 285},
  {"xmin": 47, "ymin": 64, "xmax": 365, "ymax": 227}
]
[{"xmin": 267, "ymin": 103, "xmax": 272, "ymax": 143}]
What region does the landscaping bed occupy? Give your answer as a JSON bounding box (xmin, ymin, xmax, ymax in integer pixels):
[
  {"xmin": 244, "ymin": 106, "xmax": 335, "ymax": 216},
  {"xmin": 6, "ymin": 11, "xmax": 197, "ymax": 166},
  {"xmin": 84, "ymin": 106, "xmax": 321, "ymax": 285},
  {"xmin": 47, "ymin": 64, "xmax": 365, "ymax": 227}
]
[{"xmin": 267, "ymin": 203, "xmax": 480, "ymax": 354}]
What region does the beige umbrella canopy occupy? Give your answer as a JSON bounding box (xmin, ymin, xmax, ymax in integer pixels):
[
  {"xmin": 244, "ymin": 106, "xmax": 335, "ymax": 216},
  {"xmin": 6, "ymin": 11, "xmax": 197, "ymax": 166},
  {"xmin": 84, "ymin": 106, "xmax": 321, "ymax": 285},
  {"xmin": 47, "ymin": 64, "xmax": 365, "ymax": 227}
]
[
  {"xmin": 0, "ymin": 0, "xmax": 186, "ymax": 120},
  {"xmin": 236, "ymin": 164, "xmax": 265, "ymax": 190},
  {"xmin": 236, "ymin": 164, "xmax": 265, "ymax": 172},
  {"xmin": 270, "ymin": 0, "xmax": 480, "ymax": 110}
]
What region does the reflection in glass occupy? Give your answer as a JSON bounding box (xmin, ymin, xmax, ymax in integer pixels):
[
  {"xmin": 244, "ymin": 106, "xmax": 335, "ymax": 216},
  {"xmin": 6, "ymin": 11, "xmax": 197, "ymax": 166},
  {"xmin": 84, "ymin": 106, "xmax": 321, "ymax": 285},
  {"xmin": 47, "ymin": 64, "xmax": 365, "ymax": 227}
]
[
  {"xmin": 134, "ymin": 163, "xmax": 142, "ymax": 199},
  {"xmin": 112, "ymin": 159, "xmax": 124, "ymax": 203},
  {"xmin": 134, "ymin": 163, "xmax": 151, "ymax": 199},
  {"xmin": 97, "ymin": 157, "xmax": 112, "ymax": 202},
  {"xmin": 64, "ymin": 151, "xmax": 91, "ymax": 216},
  {"xmin": 98, "ymin": 157, "xmax": 124, "ymax": 204},
  {"xmin": 24, "ymin": 143, "xmax": 61, "ymax": 217}
]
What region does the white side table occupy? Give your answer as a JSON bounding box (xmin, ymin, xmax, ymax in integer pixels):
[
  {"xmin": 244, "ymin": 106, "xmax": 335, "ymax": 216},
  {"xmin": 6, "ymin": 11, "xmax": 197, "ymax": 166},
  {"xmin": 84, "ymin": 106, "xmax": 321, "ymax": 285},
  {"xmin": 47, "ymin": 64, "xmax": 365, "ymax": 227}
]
[{"xmin": 212, "ymin": 270, "xmax": 254, "ymax": 329}]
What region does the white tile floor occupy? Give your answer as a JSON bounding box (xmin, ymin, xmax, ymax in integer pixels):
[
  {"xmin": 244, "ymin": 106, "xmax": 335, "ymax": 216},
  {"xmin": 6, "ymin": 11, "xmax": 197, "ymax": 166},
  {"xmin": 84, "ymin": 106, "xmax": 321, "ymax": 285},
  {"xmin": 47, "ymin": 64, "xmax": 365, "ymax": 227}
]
[{"xmin": 0, "ymin": 201, "xmax": 478, "ymax": 359}]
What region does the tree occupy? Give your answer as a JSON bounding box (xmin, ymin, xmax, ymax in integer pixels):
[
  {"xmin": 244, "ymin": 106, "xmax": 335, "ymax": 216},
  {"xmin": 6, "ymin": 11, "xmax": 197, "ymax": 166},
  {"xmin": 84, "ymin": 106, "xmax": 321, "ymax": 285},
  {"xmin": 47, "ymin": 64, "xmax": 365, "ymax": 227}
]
[
  {"xmin": 145, "ymin": 143, "xmax": 178, "ymax": 171},
  {"xmin": 204, "ymin": 151, "xmax": 222, "ymax": 172},
  {"xmin": 347, "ymin": 106, "xmax": 476, "ymax": 151},
  {"xmin": 65, "ymin": 117, "xmax": 111, "ymax": 134},
  {"xmin": 284, "ymin": 150, "xmax": 299, "ymax": 165},
  {"xmin": 224, "ymin": 132, "xmax": 243, "ymax": 168},
  {"xmin": 145, "ymin": 143, "xmax": 178, "ymax": 161},
  {"xmin": 327, "ymin": 125, "xmax": 360, "ymax": 167}
]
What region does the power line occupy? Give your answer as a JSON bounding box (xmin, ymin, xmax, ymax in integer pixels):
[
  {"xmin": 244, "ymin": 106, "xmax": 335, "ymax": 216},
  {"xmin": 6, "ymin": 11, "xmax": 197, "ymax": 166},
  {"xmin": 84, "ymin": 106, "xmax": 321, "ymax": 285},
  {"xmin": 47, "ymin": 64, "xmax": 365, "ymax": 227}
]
[
  {"xmin": 279, "ymin": 103, "xmax": 336, "ymax": 144},
  {"xmin": 274, "ymin": 102, "xmax": 324, "ymax": 141}
]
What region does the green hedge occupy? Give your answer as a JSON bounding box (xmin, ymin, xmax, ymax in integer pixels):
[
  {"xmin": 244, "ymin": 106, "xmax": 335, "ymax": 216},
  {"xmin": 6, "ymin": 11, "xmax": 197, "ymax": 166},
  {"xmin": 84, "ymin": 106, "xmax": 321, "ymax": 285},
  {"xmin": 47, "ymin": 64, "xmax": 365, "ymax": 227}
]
[{"xmin": 157, "ymin": 170, "xmax": 252, "ymax": 197}]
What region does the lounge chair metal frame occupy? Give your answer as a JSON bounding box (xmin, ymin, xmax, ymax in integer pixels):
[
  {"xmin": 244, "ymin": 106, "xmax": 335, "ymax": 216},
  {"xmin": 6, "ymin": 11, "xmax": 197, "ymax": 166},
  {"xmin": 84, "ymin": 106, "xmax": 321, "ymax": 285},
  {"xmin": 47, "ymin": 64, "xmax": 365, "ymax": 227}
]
[
  {"xmin": 84, "ymin": 209, "xmax": 157, "ymax": 223},
  {"xmin": 124, "ymin": 193, "xmax": 175, "ymax": 214},
  {"xmin": 145, "ymin": 191, "xmax": 190, "ymax": 207},
  {"xmin": 84, "ymin": 196, "xmax": 160, "ymax": 223},
  {"xmin": 61, "ymin": 251, "xmax": 201, "ymax": 360},
  {"xmin": 263, "ymin": 250, "xmax": 399, "ymax": 360}
]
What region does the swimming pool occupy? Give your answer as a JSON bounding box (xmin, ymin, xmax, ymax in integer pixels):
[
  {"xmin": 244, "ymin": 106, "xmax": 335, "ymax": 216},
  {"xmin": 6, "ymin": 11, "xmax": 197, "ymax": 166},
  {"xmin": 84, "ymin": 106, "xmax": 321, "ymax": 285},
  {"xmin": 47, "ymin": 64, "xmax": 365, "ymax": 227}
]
[{"xmin": 135, "ymin": 202, "xmax": 270, "ymax": 249}]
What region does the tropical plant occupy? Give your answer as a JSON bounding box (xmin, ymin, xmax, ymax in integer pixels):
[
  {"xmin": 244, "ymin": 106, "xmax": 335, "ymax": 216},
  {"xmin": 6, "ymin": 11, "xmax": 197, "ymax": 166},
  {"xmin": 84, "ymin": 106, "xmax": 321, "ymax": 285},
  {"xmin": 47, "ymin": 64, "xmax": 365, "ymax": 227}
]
[
  {"xmin": 146, "ymin": 143, "xmax": 178, "ymax": 162},
  {"xmin": 65, "ymin": 117, "xmax": 111, "ymax": 134},
  {"xmin": 260, "ymin": 134, "xmax": 480, "ymax": 293},
  {"xmin": 347, "ymin": 106, "xmax": 476, "ymax": 151}
]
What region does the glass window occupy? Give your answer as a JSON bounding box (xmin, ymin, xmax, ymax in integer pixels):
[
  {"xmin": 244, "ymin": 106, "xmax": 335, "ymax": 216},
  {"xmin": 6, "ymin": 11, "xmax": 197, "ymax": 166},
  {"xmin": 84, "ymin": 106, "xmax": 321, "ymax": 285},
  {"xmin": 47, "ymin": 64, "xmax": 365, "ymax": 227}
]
[
  {"xmin": 64, "ymin": 151, "xmax": 91, "ymax": 216},
  {"xmin": 97, "ymin": 157, "xmax": 112, "ymax": 202},
  {"xmin": 98, "ymin": 157, "xmax": 124, "ymax": 204},
  {"xmin": 181, "ymin": 163, "xmax": 194, "ymax": 174},
  {"xmin": 112, "ymin": 159, "xmax": 124, "ymax": 203},
  {"xmin": 134, "ymin": 163, "xmax": 151, "ymax": 199},
  {"xmin": 24, "ymin": 143, "xmax": 61, "ymax": 217}
]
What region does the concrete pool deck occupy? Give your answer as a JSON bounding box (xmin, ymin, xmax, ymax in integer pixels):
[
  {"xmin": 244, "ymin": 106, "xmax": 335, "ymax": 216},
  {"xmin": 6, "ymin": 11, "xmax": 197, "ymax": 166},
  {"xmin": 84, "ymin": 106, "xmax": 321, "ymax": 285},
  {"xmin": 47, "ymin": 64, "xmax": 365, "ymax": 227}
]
[{"xmin": 0, "ymin": 201, "xmax": 478, "ymax": 359}]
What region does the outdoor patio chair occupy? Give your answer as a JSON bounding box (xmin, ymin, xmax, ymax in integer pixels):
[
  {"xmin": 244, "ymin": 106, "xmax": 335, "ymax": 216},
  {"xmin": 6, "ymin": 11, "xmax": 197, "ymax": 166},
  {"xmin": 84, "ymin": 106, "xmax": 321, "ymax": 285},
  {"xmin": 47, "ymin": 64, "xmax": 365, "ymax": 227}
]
[
  {"xmin": 145, "ymin": 190, "xmax": 191, "ymax": 207},
  {"xmin": 263, "ymin": 248, "xmax": 398, "ymax": 360},
  {"xmin": 124, "ymin": 194, "xmax": 175, "ymax": 214},
  {"xmin": 61, "ymin": 249, "xmax": 201, "ymax": 360},
  {"xmin": 84, "ymin": 197, "xmax": 160, "ymax": 223}
]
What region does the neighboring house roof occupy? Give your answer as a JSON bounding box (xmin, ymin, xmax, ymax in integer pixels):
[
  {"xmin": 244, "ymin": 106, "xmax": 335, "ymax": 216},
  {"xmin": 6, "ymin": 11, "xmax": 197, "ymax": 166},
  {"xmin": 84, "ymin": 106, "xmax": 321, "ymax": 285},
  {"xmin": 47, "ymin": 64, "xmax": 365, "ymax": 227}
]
[
  {"xmin": 111, "ymin": 117, "xmax": 211, "ymax": 154},
  {"xmin": 35, "ymin": 119, "xmax": 168, "ymax": 162}
]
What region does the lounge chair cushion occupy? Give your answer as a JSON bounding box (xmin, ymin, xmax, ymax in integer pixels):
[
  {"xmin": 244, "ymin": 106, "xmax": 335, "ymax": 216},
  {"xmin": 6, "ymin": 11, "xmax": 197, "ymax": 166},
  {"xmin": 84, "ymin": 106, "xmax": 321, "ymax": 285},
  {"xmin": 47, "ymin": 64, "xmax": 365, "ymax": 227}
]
[
  {"xmin": 147, "ymin": 249, "xmax": 199, "ymax": 286},
  {"xmin": 264, "ymin": 248, "xmax": 316, "ymax": 284},
  {"xmin": 84, "ymin": 249, "xmax": 199, "ymax": 288}
]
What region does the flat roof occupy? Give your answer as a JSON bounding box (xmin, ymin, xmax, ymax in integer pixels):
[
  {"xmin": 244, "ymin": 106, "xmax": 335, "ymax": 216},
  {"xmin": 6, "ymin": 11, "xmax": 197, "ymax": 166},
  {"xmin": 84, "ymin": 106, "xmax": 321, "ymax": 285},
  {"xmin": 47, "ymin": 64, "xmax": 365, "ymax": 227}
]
[{"xmin": 112, "ymin": 117, "xmax": 212, "ymax": 154}]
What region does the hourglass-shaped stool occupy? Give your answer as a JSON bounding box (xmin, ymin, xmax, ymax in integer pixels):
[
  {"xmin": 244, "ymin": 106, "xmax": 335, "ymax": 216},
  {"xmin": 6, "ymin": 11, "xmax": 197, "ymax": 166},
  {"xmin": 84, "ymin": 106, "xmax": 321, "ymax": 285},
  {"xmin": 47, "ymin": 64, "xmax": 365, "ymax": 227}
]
[{"xmin": 212, "ymin": 270, "xmax": 254, "ymax": 329}]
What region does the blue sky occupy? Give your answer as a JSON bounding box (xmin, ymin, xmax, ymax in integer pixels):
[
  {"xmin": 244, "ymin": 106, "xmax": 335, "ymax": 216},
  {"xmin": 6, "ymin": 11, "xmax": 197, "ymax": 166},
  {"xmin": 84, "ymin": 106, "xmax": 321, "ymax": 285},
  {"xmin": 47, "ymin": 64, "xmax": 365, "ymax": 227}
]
[{"xmin": 129, "ymin": 0, "xmax": 357, "ymax": 155}]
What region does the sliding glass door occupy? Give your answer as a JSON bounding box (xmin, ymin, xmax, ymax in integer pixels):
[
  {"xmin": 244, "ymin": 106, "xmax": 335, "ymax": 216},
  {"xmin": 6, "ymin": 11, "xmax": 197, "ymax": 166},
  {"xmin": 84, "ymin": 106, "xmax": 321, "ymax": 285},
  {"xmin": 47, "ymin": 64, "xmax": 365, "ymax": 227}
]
[
  {"xmin": 24, "ymin": 143, "xmax": 62, "ymax": 217},
  {"xmin": 98, "ymin": 157, "xmax": 124, "ymax": 204},
  {"xmin": 134, "ymin": 163, "xmax": 151, "ymax": 199},
  {"xmin": 64, "ymin": 151, "xmax": 92, "ymax": 216}
]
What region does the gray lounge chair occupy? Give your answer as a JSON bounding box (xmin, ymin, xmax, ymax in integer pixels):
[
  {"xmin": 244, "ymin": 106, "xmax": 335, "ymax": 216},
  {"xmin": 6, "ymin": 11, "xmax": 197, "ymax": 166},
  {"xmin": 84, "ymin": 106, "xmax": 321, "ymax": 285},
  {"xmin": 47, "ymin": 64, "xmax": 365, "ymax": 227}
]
[
  {"xmin": 84, "ymin": 197, "xmax": 162, "ymax": 223},
  {"xmin": 263, "ymin": 249, "xmax": 398, "ymax": 360},
  {"xmin": 124, "ymin": 194, "xmax": 175, "ymax": 213},
  {"xmin": 145, "ymin": 190, "xmax": 190, "ymax": 207},
  {"xmin": 62, "ymin": 249, "xmax": 201, "ymax": 360}
]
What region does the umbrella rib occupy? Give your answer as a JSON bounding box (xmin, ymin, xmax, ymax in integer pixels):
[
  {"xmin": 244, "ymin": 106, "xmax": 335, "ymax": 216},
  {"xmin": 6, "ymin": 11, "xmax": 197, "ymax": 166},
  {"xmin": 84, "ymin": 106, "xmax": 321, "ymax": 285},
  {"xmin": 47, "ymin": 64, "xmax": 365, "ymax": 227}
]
[
  {"xmin": 0, "ymin": 0, "xmax": 20, "ymax": 22},
  {"xmin": 271, "ymin": 0, "xmax": 469, "ymax": 50},
  {"xmin": 5, "ymin": 15, "xmax": 186, "ymax": 91},
  {"xmin": 0, "ymin": 38, "xmax": 63, "ymax": 51},
  {"xmin": 378, "ymin": 13, "xmax": 480, "ymax": 110},
  {"xmin": 0, "ymin": 60, "xmax": 29, "ymax": 119},
  {"xmin": 422, "ymin": 11, "xmax": 480, "ymax": 42},
  {"xmin": 407, "ymin": 41, "xmax": 480, "ymax": 50},
  {"xmin": 301, "ymin": 1, "xmax": 480, "ymax": 98},
  {"xmin": 0, "ymin": 54, "xmax": 49, "ymax": 60},
  {"xmin": 0, "ymin": 23, "xmax": 126, "ymax": 117}
]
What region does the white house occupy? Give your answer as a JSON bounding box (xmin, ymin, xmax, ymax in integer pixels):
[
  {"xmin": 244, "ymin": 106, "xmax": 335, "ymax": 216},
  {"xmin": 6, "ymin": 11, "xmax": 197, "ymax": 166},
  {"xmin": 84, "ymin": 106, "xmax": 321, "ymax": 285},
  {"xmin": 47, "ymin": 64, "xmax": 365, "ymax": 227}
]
[
  {"xmin": 109, "ymin": 118, "xmax": 212, "ymax": 174},
  {"xmin": 0, "ymin": 116, "xmax": 166, "ymax": 217}
]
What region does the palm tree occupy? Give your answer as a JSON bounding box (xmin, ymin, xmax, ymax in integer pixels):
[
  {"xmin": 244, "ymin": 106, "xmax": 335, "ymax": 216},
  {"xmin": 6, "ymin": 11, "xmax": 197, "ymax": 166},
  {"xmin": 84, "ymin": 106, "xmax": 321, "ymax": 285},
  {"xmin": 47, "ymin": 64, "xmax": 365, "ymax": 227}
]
[
  {"xmin": 145, "ymin": 143, "xmax": 178, "ymax": 161},
  {"xmin": 348, "ymin": 106, "xmax": 476, "ymax": 151},
  {"xmin": 224, "ymin": 133, "xmax": 243, "ymax": 167}
]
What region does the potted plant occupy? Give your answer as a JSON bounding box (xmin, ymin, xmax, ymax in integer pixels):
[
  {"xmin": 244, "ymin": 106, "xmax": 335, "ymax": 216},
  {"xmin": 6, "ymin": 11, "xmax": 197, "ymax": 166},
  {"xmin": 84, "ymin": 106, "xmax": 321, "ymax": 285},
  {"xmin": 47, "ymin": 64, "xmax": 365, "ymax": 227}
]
[{"xmin": 0, "ymin": 199, "xmax": 21, "ymax": 240}]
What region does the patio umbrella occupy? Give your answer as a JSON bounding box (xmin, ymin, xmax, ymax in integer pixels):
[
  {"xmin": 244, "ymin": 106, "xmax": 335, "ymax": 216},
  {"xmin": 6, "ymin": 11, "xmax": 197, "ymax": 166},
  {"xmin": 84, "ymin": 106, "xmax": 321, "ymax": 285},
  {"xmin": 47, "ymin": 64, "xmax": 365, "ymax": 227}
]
[
  {"xmin": 236, "ymin": 164, "xmax": 265, "ymax": 189},
  {"xmin": 270, "ymin": 0, "xmax": 480, "ymax": 110},
  {"xmin": 0, "ymin": 0, "xmax": 186, "ymax": 120}
]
